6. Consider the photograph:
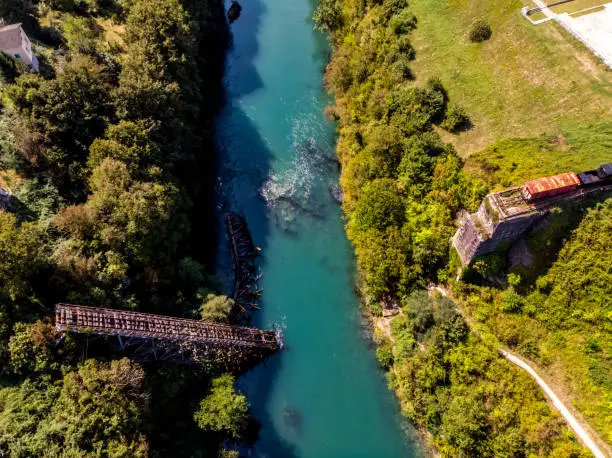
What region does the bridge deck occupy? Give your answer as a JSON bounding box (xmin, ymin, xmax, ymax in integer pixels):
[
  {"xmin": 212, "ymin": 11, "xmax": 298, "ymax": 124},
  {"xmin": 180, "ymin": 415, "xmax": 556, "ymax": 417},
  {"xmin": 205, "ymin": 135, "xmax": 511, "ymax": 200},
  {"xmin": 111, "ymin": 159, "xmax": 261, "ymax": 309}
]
[{"xmin": 55, "ymin": 304, "xmax": 279, "ymax": 350}]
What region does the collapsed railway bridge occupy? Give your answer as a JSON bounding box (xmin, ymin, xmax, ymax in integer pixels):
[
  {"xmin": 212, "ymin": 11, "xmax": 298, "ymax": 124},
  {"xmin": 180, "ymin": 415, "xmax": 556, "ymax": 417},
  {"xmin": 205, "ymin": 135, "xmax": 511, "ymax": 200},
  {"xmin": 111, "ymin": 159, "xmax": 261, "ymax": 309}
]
[
  {"xmin": 226, "ymin": 212, "xmax": 263, "ymax": 318},
  {"xmin": 55, "ymin": 303, "xmax": 281, "ymax": 364}
]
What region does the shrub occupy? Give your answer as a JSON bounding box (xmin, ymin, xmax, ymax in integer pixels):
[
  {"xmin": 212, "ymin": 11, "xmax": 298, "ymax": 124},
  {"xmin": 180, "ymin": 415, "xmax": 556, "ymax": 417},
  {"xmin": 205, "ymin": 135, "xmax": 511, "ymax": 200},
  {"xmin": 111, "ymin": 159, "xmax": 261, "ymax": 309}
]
[
  {"xmin": 441, "ymin": 105, "xmax": 471, "ymax": 133},
  {"xmin": 376, "ymin": 345, "xmax": 394, "ymax": 369},
  {"xmin": 313, "ymin": 0, "xmax": 343, "ymax": 33},
  {"xmin": 584, "ymin": 336, "xmax": 601, "ymax": 354},
  {"xmin": 0, "ymin": 52, "xmax": 21, "ymax": 84},
  {"xmin": 390, "ymin": 55, "xmax": 412, "ymax": 82},
  {"xmin": 199, "ymin": 293, "xmax": 234, "ymax": 324},
  {"xmin": 502, "ymin": 287, "xmax": 523, "ymax": 313},
  {"xmin": 382, "ymin": 0, "xmax": 408, "ymax": 20},
  {"xmin": 352, "ymin": 178, "xmax": 405, "ymax": 232},
  {"xmin": 469, "ymin": 20, "xmax": 492, "ymax": 43},
  {"xmin": 389, "ymin": 10, "xmax": 417, "ymax": 35},
  {"xmin": 62, "ymin": 15, "xmax": 101, "ymax": 53},
  {"xmin": 194, "ymin": 374, "xmax": 248, "ymax": 438},
  {"xmin": 403, "ymin": 290, "xmax": 434, "ymax": 335}
]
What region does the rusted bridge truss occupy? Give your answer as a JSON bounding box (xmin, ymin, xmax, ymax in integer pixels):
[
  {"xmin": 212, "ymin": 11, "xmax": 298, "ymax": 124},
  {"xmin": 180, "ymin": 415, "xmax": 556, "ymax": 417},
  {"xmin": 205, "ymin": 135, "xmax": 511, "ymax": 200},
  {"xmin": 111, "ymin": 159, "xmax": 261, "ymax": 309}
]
[
  {"xmin": 55, "ymin": 303, "xmax": 280, "ymax": 364},
  {"xmin": 226, "ymin": 212, "xmax": 263, "ymax": 317}
]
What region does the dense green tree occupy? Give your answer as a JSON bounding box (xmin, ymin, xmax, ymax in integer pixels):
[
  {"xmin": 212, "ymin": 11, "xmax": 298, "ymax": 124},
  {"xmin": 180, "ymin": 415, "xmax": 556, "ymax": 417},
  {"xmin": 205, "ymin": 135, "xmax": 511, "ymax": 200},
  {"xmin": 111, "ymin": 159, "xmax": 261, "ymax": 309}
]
[
  {"xmin": 194, "ymin": 374, "xmax": 248, "ymax": 439},
  {"xmin": 88, "ymin": 120, "xmax": 161, "ymax": 173},
  {"xmin": 351, "ymin": 178, "xmax": 405, "ymax": 233},
  {"xmin": 313, "ymin": 0, "xmax": 343, "ymax": 33},
  {"xmin": 403, "ymin": 290, "xmax": 434, "ymax": 336},
  {"xmin": 0, "ymin": 0, "xmax": 33, "ymax": 21},
  {"xmin": 0, "ymin": 52, "xmax": 21, "ymax": 85},
  {"xmin": 0, "ymin": 212, "xmax": 44, "ymax": 303},
  {"xmin": 439, "ymin": 394, "xmax": 488, "ymax": 456},
  {"xmin": 9, "ymin": 321, "xmax": 59, "ymax": 374},
  {"xmin": 61, "ymin": 16, "xmax": 101, "ymax": 53},
  {"xmin": 0, "ymin": 359, "xmax": 148, "ymax": 456},
  {"xmin": 5, "ymin": 56, "xmax": 112, "ymax": 192}
]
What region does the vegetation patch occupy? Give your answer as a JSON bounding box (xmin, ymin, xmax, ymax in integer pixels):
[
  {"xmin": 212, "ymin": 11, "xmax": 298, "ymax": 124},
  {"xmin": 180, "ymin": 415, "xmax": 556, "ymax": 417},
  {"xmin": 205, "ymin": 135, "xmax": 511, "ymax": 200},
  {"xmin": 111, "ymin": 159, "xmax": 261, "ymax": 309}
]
[
  {"xmin": 465, "ymin": 122, "xmax": 612, "ymax": 190},
  {"xmin": 453, "ymin": 199, "xmax": 612, "ymax": 445},
  {"xmin": 468, "ymin": 19, "xmax": 492, "ymax": 42},
  {"xmin": 0, "ymin": 0, "xmax": 255, "ymax": 455},
  {"xmin": 315, "ymin": 0, "xmax": 597, "ymax": 453},
  {"xmin": 406, "ymin": 0, "xmax": 612, "ymax": 155}
]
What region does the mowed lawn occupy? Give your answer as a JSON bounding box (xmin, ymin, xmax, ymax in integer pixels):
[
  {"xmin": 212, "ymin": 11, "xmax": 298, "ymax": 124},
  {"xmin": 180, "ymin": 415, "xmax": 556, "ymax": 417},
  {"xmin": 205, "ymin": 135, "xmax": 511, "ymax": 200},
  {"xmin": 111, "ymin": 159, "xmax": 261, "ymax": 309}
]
[{"xmin": 408, "ymin": 0, "xmax": 612, "ymax": 156}]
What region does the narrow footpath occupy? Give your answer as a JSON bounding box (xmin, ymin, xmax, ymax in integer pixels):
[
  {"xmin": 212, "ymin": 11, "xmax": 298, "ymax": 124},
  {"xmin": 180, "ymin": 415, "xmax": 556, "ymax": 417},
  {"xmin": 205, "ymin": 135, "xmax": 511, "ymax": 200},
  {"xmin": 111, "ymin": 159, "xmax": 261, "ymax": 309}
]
[
  {"xmin": 432, "ymin": 286, "xmax": 609, "ymax": 458},
  {"xmin": 499, "ymin": 350, "xmax": 607, "ymax": 458}
]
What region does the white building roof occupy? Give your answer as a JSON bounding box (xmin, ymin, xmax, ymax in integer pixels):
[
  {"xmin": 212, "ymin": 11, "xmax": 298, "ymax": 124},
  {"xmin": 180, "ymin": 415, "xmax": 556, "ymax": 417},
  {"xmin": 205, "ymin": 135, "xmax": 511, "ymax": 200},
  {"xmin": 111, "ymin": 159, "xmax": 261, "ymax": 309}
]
[{"xmin": 0, "ymin": 23, "xmax": 23, "ymax": 50}]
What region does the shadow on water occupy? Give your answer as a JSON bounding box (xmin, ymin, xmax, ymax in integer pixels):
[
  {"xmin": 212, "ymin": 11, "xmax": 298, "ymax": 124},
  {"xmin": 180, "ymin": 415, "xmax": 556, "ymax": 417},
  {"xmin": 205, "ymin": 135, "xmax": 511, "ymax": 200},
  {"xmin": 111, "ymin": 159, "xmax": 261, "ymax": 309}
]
[{"xmin": 214, "ymin": 0, "xmax": 297, "ymax": 455}]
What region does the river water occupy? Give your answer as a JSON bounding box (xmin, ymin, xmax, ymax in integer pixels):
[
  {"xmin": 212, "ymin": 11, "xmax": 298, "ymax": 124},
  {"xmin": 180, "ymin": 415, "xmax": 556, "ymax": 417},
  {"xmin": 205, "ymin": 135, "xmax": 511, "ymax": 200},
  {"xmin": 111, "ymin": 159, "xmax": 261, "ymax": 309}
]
[{"xmin": 213, "ymin": 0, "xmax": 424, "ymax": 456}]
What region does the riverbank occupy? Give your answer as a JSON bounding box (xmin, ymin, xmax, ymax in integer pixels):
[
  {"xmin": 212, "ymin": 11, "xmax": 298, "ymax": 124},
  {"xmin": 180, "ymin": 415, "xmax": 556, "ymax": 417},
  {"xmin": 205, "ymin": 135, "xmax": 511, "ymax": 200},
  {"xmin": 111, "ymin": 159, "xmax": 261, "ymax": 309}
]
[{"xmin": 315, "ymin": 0, "xmax": 599, "ymax": 454}]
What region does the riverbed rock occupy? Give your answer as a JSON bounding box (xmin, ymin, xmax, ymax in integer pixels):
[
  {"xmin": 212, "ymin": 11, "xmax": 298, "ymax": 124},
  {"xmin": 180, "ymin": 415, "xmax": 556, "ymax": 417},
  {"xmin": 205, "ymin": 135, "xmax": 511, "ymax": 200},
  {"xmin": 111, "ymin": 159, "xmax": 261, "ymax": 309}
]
[
  {"xmin": 228, "ymin": 1, "xmax": 242, "ymax": 22},
  {"xmin": 329, "ymin": 184, "xmax": 343, "ymax": 204},
  {"xmin": 283, "ymin": 404, "xmax": 302, "ymax": 435}
]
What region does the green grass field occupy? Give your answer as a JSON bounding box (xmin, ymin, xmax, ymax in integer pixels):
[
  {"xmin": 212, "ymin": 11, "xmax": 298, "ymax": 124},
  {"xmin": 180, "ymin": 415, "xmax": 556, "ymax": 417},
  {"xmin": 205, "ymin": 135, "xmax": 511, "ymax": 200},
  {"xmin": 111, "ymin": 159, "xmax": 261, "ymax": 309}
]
[
  {"xmin": 465, "ymin": 122, "xmax": 612, "ymax": 188},
  {"xmin": 408, "ymin": 0, "xmax": 612, "ymax": 156}
]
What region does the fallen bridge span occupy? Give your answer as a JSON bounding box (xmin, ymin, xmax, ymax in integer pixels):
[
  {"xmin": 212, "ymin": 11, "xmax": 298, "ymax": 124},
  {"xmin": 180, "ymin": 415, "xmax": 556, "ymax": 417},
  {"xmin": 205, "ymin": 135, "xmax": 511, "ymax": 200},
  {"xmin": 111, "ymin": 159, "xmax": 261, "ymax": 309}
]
[{"xmin": 55, "ymin": 303, "xmax": 281, "ymax": 364}]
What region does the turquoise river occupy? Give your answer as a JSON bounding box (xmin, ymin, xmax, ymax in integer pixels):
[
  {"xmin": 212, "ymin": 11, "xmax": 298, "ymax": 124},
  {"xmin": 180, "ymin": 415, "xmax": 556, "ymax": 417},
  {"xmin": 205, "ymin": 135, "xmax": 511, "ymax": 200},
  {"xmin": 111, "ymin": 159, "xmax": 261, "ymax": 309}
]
[{"xmin": 214, "ymin": 0, "xmax": 425, "ymax": 456}]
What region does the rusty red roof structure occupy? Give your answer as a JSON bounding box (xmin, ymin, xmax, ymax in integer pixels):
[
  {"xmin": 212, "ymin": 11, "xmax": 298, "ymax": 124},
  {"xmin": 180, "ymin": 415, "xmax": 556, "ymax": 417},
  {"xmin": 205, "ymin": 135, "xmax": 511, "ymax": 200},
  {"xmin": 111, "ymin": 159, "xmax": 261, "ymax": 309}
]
[{"xmin": 522, "ymin": 172, "xmax": 580, "ymax": 201}]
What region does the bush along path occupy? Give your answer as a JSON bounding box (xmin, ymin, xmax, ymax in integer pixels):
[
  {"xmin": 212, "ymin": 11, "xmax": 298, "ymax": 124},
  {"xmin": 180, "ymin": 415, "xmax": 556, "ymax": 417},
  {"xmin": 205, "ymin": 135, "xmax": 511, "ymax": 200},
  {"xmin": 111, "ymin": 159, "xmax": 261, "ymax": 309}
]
[
  {"xmin": 500, "ymin": 350, "xmax": 607, "ymax": 458},
  {"xmin": 433, "ymin": 287, "xmax": 609, "ymax": 458}
]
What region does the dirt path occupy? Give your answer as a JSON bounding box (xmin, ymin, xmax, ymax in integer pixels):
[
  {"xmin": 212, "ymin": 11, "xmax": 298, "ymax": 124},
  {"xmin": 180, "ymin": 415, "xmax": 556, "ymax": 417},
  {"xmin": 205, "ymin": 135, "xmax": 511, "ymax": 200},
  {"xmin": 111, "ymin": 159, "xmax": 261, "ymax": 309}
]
[
  {"xmin": 500, "ymin": 350, "xmax": 607, "ymax": 458},
  {"xmin": 431, "ymin": 285, "xmax": 609, "ymax": 458}
]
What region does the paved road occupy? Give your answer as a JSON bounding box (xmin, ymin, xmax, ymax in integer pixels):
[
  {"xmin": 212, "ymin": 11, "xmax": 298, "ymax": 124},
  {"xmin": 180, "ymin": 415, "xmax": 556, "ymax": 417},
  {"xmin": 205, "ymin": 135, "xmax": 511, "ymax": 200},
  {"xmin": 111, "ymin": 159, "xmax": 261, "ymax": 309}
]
[{"xmin": 500, "ymin": 350, "xmax": 607, "ymax": 458}]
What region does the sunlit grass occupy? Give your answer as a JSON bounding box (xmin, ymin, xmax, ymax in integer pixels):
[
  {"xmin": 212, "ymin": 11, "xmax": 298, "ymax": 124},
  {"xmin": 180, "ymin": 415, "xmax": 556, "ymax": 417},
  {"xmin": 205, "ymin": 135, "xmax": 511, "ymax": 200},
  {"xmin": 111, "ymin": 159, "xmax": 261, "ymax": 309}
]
[{"xmin": 408, "ymin": 0, "xmax": 612, "ymax": 156}]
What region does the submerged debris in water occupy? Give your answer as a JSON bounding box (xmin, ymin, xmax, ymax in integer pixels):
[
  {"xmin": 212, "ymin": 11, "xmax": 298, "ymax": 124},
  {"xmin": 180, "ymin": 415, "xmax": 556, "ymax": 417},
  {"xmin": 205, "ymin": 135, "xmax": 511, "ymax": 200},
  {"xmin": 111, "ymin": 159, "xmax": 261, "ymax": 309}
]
[
  {"xmin": 329, "ymin": 184, "xmax": 343, "ymax": 204},
  {"xmin": 283, "ymin": 404, "xmax": 302, "ymax": 435},
  {"xmin": 228, "ymin": 1, "xmax": 242, "ymax": 23}
]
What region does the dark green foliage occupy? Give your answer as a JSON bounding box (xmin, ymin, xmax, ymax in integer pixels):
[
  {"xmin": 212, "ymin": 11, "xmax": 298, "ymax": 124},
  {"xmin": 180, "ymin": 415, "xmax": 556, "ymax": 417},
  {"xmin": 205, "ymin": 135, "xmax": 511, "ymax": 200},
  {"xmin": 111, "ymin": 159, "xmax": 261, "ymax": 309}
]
[
  {"xmin": 469, "ymin": 20, "xmax": 492, "ymax": 43},
  {"xmin": 456, "ymin": 198, "xmax": 612, "ymax": 441},
  {"xmin": 382, "ymin": 0, "xmax": 408, "ymax": 20},
  {"xmin": 324, "ymin": 0, "xmax": 590, "ymax": 453},
  {"xmin": 389, "ymin": 10, "xmax": 417, "ymax": 35},
  {"xmin": 584, "ymin": 337, "xmax": 601, "ymax": 354},
  {"xmin": 313, "ymin": 0, "xmax": 343, "ymax": 33},
  {"xmin": 0, "ymin": 0, "xmax": 240, "ymax": 454},
  {"xmin": 5, "ymin": 56, "xmax": 112, "ymax": 194},
  {"xmin": 0, "ymin": 359, "xmax": 148, "ymax": 456},
  {"xmin": 352, "ymin": 179, "xmax": 405, "ymax": 232},
  {"xmin": 0, "ymin": 52, "xmax": 21, "ymax": 85},
  {"xmin": 0, "ymin": 0, "xmax": 33, "ymax": 21},
  {"xmin": 441, "ymin": 105, "xmax": 471, "ymax": 133},
  {"xmin": 388, "ymin": 293, "xmax": 584, "ymax": 457},
  {"xmin": 46, "ymin": 0, "xmax": 79, "ymax": 12},
  {"xmin": 328, "ymin": 6, "xmax": 478, "ymax": 298},
  {"xmin": 376, "ymin": 344, "xmax": 394, "ymax": 369},
  {"xmin": 403, "ymin": 290, "xmax": 434, "ymax": 336},
  {"xmin": 440, "ymin": 394, "xmax": 488, "ymax": 455}
]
